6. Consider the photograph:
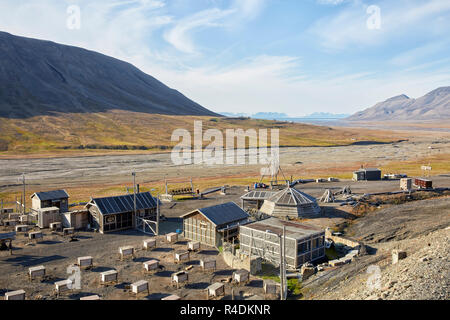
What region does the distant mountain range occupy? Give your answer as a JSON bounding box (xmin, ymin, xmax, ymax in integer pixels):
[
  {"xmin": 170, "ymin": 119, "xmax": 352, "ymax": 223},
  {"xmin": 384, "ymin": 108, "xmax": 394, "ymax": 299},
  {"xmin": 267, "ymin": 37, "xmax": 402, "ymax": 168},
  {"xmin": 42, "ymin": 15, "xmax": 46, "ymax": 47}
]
[
  {"xmin": 347, "ymin": 87, "xmax": 450, "ymax": 121},
  {"xmin": 0, "ymin": 32, "xmax": 218, "ymax": 118},
  {"xmin": 220, "ymin": 112, "xmax": 349, "ymax": 120}
]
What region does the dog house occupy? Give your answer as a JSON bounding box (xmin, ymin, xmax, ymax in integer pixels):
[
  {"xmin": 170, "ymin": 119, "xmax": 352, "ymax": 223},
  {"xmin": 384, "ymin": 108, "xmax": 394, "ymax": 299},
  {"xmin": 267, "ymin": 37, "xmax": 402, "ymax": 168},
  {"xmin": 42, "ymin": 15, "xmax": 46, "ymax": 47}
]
[
  {"xmin": 172, "ymin": 271, "xmax": 188, "ymax": 288},
  {"xmin": 119, "ymin": 246, "xmax": 134, "ymax": 260},
  {"xmin": 131, "ymin": 280, "xmax": 149, "ymax": 296},
  {"xmin": 161, "ymin": 294, "xmax": 181, "ymax": 300},
  {"xmin": 28, "ymin": 265, "xmax": 46, "ymax": 280},
  {"xmin": 206, "ymin": 283, "xmax": 225, "ymax": 299},
  {"xmin": 80, "ymin": 295, "xmax": 100, "ymax": 300},
  {"xmin": 28, "ymin": 231, "xmax": 43, "ymax": 240},
  {"xmin": 5, "ymin": 289, "xmax": 26, "ymax": 300},
  {"xmin": 101, "ymin": 270, "xmax": 118, "ymax": 283},
  {"xmin": 166, "ymin": 232, "xmax": 178, "ymax": 243},
  {"xmin": 174, "ymin": 250, "xmax": 190, "ymax": 264},
  {"xmin": 77, "ymin": 256, "xmax": 93, "ymax": 268},
  {"xmin": 55, "ymin": 279, "xmax": 73, "ymax": 294},
  {"xmin": 15, "ymin": 225, "xmax": 29, "ymax": 232},
  {"xmin": 263, "ymin": 279, "xmax": 278, "ymax": 295},
  {"xmin": 188, "ymin": 241, "xmax": 200, "ymax": 251},
  {"xmin": 63, "ymin": 227, "xmax": 74, "ymax": 236},
  {"xmin": 50, "ymin": 222, "xmax": 62, "ymax": 231},
  {"xmin": 200, "ymin": 259, "xmax": 216, "ymax": 272},
  {"xmin": 143, "ymin": 260, "xmax": 159, "ymax": 272},
  {"xmin": 233, "ymin": 269, "xmax": 250, "ymax": 284},
  {"xmin": 143, "ymin": 238, "xmax": 156, "ymax": 250}
]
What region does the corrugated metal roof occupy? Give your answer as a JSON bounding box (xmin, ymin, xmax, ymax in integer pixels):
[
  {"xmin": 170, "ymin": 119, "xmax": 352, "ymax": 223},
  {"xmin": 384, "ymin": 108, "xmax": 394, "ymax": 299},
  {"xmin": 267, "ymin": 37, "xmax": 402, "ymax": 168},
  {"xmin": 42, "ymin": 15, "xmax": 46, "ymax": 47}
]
[
  {"xmin": 183, "ymin": 202, "xmax": 249, "ymax": 226},
  {"xmin": 91, "ymin": 192, "xmax": 157, "ymax": 215},
  {"xmin": 32, "ymin": 190, "xmax": 69, "ymax": 201}
]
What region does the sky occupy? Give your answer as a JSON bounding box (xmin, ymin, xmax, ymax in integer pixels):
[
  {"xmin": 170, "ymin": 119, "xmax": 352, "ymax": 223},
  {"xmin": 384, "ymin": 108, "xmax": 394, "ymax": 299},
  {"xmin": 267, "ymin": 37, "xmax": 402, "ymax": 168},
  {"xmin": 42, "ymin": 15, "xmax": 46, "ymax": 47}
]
[{"xmin": 1, "ymin": 0, "xmax": 450, "ymax": 117}]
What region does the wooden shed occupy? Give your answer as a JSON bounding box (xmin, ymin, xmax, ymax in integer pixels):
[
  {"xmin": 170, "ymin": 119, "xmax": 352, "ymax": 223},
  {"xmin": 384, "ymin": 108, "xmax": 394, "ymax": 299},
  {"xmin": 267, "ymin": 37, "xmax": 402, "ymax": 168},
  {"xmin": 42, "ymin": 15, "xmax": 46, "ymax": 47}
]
[
  {"xmin": 31, "ymin": 190, "xmax": 69, "ymax": 213},
  {"xmin": 85, "ymin": 192, "xmax": 157, "ymax": 234},
  {"xmin": 181, "ymin": 202, "xmax": 250, "ymax": 248}
]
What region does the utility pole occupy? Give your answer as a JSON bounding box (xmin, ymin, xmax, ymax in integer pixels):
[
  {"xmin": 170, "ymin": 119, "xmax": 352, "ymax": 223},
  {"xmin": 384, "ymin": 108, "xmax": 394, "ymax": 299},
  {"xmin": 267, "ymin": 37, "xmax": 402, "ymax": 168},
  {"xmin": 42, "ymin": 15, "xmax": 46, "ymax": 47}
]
[
  {"xmin": 132, "ymin": 172, "xmax": 137, "ymax": 228},
  {"xmin": 282, "ymin": 225, "xmax": 287, "ymax": 300},
  {"xmin": 279, "ymin": 232, "xmax": 284, "ymax": 301},
  {"xmin": 156, "ymin": 193, "xmax": 160, "ymax": 235},
  {"xmin": 19, "ymin": 174, "xmax": 26, "ymax": 214}
]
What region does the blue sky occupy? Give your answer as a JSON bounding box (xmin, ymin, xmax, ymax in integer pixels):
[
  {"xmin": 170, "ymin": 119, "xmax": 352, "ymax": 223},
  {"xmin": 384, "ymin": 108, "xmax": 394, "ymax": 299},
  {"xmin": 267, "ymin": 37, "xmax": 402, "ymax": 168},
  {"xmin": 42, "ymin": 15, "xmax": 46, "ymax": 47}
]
[{"xmin": 1, "ymin": 0, "xmax": 450, "ymax": 116}]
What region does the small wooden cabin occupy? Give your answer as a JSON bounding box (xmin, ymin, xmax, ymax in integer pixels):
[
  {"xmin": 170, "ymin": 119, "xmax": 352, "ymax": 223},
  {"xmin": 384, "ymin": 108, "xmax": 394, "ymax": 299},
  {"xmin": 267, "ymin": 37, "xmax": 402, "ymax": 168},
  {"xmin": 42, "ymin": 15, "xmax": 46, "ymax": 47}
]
[
  {"xmin": 85, "ymin": 192, "xmax": 157, "ymax": 234},
  {"xmin": 181, "ymin": 202, "xmax": 250, "ymax": 248},
  {"xmin": 31, "ymin": 190, "xmax": 69, "ymax": 213}
]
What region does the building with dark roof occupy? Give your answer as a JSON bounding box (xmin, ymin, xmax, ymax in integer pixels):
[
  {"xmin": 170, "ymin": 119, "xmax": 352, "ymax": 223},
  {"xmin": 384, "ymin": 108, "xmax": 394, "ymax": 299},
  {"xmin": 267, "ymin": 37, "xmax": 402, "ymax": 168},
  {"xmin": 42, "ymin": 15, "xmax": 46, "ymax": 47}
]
[
  {"xmin": 239, "ymin": 217, "xmax": 325, "ymax": 269},
  {"xmin": 352, "ymin": 168, "xmax": 382, "ymax": 181},
  {"xmin": 85, "ymin": 192, "xmax": 158, "ymax": 233},
  {"xmin": 181, "ymin": 202, "xmax": 250, "ymax": 248},
  {"xmin": 31, "ymin": 190, "xmax": 69, "ymax": 213}
]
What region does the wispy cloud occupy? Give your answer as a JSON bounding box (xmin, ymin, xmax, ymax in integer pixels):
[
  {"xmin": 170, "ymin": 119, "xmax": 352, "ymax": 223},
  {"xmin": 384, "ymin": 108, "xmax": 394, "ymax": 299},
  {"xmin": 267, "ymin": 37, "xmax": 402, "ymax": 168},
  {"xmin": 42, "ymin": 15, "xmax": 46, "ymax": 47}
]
[{"xmin": 164, "ymin": 8, "xmax": 234, "ymax": 54}]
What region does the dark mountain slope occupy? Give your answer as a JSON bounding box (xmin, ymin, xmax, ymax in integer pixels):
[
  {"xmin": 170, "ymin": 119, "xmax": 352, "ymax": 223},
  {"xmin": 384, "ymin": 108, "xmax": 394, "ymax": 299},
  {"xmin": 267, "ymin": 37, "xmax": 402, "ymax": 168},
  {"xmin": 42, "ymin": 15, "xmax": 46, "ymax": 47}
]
[{"xmin": 0, "ymin": 31, "xmax": 218, "ymax": 118}]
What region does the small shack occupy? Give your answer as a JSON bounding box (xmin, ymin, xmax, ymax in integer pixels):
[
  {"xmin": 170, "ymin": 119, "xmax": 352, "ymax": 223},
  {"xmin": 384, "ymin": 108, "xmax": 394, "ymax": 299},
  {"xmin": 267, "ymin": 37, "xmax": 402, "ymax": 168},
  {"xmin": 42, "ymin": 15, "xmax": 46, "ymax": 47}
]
[
  {"xmin": 37, "ymin": 207, "xmax": 60, "ymax": 229},
  {"xmin": 240, "ymin": 190, "xmax": 277, "ymax": 211},
  {"xmin": 259, "ymin": 187, "xmax": 321, "ymax": 218},
  {"xmin": 352, "ymin": 168, "xmax": 382, "ymax": 181},
  {"xmin": 239, "ymin": 217, "xmax": 325, "ymax": 269},
  {"xmin": 85, "ymin": 192, "xmax": 157, "ymax": 234},
  {"xmin": 181, "ymin": 202, "xmax": 250, "ymax": 248},
  {"xmin": 61, "ymin": 210, "xmax": 89, "ymax": 230},
  {"xmin": 31, "ymin": 190, "xmax": 69, "ymax": 213}
]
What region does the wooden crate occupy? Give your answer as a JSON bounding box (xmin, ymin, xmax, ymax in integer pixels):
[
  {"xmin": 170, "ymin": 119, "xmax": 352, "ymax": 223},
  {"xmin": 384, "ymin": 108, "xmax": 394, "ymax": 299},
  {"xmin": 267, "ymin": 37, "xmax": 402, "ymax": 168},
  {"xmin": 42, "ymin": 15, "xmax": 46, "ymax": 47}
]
[
  {"xmin": 174, "ymin": 251, "xmax": 190, "ymax": 263},
  {"xmin": 143, "ymin": 260, "xmax": 159, "ymax": 272},
  {"xmin": 131, "ymin": 280, "xmax": 149, "ymax": 295},
  {"xmin": 143, "ymin": 238, "xmax": 156, "ymax": 250},
  {"xmin": 166, "ymin": 232, "xmax": 178, "ymax": 243},
  {"xmin": 55, "ymin": 279, "xmax": 73, "ymax": 294},
  {"xmin": 101, "ymin": 270, "xmax": 118, "ymax": 283},
  {"xmin": 200, "ymin": 259, "xmax": 216, "ymax": 272},
  {"xmin": 206, "ymin": 283, "xmax": 225, "ymax": 299},
  {"xmin": 28, "ymin": 266, "xmax": 46, "ymax": 280},
  {"xmin": 187, "ymin": 241, "xmax": 200, "ymax": 251},
  {"xmin": 161, "ymin": 294, "xmax": 181, "ymax": 300},
  {"xmin": 78, "ymin": 256, "xmax": 93, "ymax": 268},
  {"xmin": 80, "ymin": 295, "xmax": 100, "ymax": 300},
  {"xmin": 5, "ymin": 289, "xmax": 26, "ymax": 300}
]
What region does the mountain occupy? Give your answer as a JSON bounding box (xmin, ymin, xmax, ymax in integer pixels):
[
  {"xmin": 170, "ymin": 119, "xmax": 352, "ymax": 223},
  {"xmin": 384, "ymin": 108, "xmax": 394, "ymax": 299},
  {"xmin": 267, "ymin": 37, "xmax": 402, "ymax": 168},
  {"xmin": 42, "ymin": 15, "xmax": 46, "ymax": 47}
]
[
  {"xmin": 252, "ymin": 112, "xmax": 289, "ymax": 119},
  {"xmin": 347, "ymin": 87, "xmax": 450, "ymax": 121},
  {"xmin": 0, "ymin": 31, "xmax": 218, "ymax": 118},
  {"xmin": 301, "ymin": 112, "xmax": 350, "ymax": 119}
]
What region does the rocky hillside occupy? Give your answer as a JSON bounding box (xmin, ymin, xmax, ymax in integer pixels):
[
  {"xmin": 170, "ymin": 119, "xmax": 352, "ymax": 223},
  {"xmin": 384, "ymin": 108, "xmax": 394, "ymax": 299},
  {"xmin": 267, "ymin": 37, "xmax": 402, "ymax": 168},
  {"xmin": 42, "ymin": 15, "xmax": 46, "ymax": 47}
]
[
  {"xmin": 0, "ymin": 31, "xmax": 218, "ymax": 118},
  {"xmin": 347, "ymin": 87, "xmax": 450, "ymax": 121},
  {"xmin": 301, "ymin": 196, "xmax": 450, "ymax": 300}
]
